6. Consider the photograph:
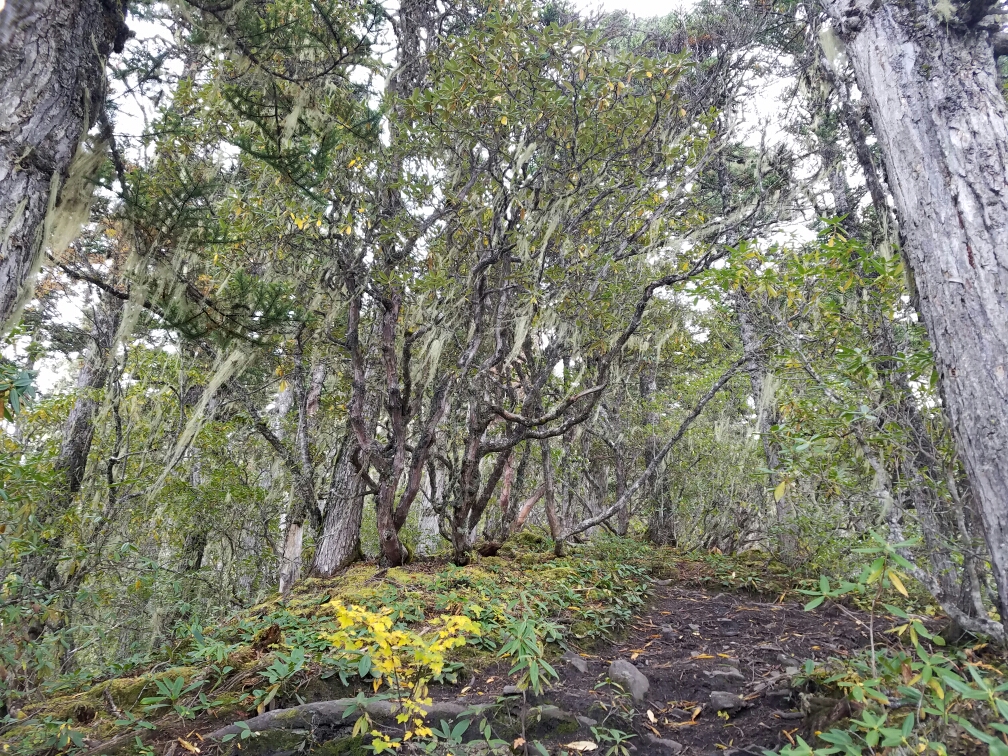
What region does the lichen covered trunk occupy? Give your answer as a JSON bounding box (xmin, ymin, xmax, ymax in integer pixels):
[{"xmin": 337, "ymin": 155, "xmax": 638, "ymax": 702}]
[
  {"xmin": 825, "ymin": 0, "xmax": 1008, "ymax": 627},
  {"xmin": 312, "ymin": 435, "xmax": 372, "ymax": 577},
  {"xmin": 0, "ymin": 0, "xmax": 126, "ymax": 331}
]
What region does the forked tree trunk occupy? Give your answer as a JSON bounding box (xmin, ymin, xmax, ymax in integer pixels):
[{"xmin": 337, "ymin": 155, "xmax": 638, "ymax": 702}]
[
  {"xmin": 0, "ymin": 0, "xmax": 127, "ymax": 331},
  {"xmin": 824, "ymin": 0, "xmax": 1008, "ymax": 631}
]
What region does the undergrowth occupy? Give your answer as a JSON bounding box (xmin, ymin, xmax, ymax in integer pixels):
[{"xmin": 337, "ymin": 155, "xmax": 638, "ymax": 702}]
[{"xmin": 2, "ymin": 532, "xmax": 657, "ymax": 754}]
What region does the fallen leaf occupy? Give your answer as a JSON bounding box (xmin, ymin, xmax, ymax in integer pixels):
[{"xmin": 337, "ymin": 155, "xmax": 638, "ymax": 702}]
[
  {"xmin": 178, "ymin": 739, "xmax": 201, "ymax": 755},
  {"xmin": 647, "ymin": 709, "xmax": 656, "ymax": 723},
  {"xmin": 485, "ymin": 677, "xmax": 495, "ymax": 684},
  {"xmin": 564, "ymin": 742, "xmax": 598, "ymax": 752},
  {"xmin": 514, "ymin": 737, "xmax": 526, "ymax": 749},
  {"xmin": 691, "ymin": 706, "xmax": 702, "ymax": 721}
]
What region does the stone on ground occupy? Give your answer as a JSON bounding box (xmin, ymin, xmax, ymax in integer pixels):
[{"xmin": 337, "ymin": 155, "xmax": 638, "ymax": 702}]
[
  {"xmin": 710, "ymin": 690, "xmax": 745, "ymax": 712},
  {"xmin": 563, "ymin": 650, "xmax": 589, "ymax": 674},
  {"xmin": 646, "ymin": 733, "xmax": 685, "ymax": 754},
  {"xmin": 608, "ymin": 659, "xmax": 650, "ymax": 701}
]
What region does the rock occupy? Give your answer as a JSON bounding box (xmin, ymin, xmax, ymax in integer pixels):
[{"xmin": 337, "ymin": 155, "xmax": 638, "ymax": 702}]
[
  {"xmin": 710, "ymin": 691, "xmax": 745, "ymax": 713},
  {"xmin": 646, "ymin": 734, "xmax": 684, "ymax": 754},
  {"xmin": 722, "ymin": 657, "xmax": 741, "ymax": 669},
  {"xmin": 660, "ymin": 624, "xmax": 677, "ymax": 640},
  {"xmin": 563, "ymin": 650, "xmax": 589, "ymax": 674},
  {"xmin": 785, "ymin": 666, "xmax": 800, "ymax": 676},
  {"xmin": 765, "ymin": 688, "xmax": 794, "ymax": 705},
  {"xmin": 688, "ymin": 623, "xmax": 701, "ymax": 632},
  {"xmin": 535, "ymin": 704, "xmax": 578, "ymax": 724},
  {"xmin": 778, "ymin": 654, "xmax": 800, "ymax": 667},
  {"xmin": 501, "ymin": 685, "xmax": 521, "ymax": 697},
  {"xmin": 718, "ymin": 619, "xmax": 741, "ymax": 637},
  {"xmin": 608, "ymin": 659, "xmax": 650, "ymax": 701},
  {"xmin": 706, "ymin": 668, "xmax": 745, "ymax": 683},
  {"xmin": 576, "ymin": 715, "xmax": 598, "ymax": 728}
]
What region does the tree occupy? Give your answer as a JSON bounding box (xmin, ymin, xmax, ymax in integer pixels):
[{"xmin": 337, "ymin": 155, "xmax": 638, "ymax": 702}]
[
  {"xmin": 823, "ymin": 0, "xmax": 1008, "ymax": 631},
  {"xmin": 0, "ymin": 0, "xmax": 128, "ymax": 332}
]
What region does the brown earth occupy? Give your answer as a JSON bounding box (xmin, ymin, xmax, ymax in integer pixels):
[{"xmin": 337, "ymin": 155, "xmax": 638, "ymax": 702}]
[{"xmin": 408, "ymin": 583, "xmax": 887, "ymax": 755}]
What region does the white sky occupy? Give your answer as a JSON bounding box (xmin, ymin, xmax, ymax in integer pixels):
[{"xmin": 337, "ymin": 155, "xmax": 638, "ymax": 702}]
[{"xmin": 585, "ymin": 0, "xmax": 693, "ymax": 15}]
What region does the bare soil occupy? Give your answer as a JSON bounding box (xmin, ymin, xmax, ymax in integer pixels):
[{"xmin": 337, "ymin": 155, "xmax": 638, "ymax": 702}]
[{"xmin": 428, "ymin": 583, "xmax": 886, "ymax": 755}]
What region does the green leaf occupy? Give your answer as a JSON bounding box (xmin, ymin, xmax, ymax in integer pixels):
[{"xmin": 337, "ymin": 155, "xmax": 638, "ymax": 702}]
[
  {"xmin": 804, "ymin": 595, "xmax": 826, "ymax": 611},
  {"xmin": 451, "ymin": 719, "xmax": 470, "ymax": 741},
  {"xmin": 900, "ymin": 713, "xmax": 914, "ymax": 738}
]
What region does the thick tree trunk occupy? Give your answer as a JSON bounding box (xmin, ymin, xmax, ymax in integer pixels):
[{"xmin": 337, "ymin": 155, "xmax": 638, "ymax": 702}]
[
  {"xmin": 0, "ymin": 0, "xmax": 127, "ymax": 332},
  {"xmin": 825, "ymin": 0, "xmax": 1008, "ymax": 630},
  {"xmin": 311, "ymin": 423, "xmax": 374, "ymax": 577}
]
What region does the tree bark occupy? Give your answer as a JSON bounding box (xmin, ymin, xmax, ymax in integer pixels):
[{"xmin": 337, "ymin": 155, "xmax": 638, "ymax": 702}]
[
  {"xmin": 0, "ymin": 0, "xmax": 127, "ymax": 332},
  {"xmin": 540, "ymin": 439, "xmax": 565, "ymax": 557},
  {"xmin": 311, "ymin": 401, "xmax": 378, "ymax": 577},
  {"xmin": 55, "ymin": 293, "xmax": 123, "ymax": 496},
  {"xmin": 824, "ymin": 0, "xmax": 1008, "ymax": 630}
]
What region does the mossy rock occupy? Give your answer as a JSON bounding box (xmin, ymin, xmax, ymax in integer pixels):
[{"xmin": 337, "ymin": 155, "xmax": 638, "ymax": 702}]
[{"xmin": 514, "ymin": 529, "xmax": 550, "ymax": 551}]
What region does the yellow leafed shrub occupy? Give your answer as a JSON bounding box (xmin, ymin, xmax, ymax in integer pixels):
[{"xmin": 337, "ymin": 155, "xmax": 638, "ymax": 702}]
[{"xmin": 319, "ymin": 601, "xmax": 481, "ymax": 751}]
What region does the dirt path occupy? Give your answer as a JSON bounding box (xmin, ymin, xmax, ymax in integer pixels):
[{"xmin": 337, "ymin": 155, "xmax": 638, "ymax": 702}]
[{"xmin": 447, "ymin": 584, "xmax": 880, "ymax": 755}]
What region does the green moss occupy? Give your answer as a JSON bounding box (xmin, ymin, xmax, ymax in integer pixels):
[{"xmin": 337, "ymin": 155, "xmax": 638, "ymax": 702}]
[
  {"xmin": 236, "ymin": 729, "xmax": 308, "ymax": 756},
  {"xmin": 311, "ymin": 735, "xmax": 369, "ymax": 755}
]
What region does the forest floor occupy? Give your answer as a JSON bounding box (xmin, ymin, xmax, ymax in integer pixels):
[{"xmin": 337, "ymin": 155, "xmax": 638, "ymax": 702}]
[
  {"xmin": 447, "ymin": 582, "xmax": 885, "ymax": 756},
  {"xmin": 8, "ymin": 538, "xmax": 927, "ymax": 756}
]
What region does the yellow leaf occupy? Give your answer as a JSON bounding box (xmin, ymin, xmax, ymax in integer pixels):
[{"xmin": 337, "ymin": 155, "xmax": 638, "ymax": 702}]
[
  {"xmin": 514, "ymin": 738, "xmax": 526, "ymax": 748},
  {"xmin": 773, "ymin": 481, "xmax": 787, "ymax": 502},
  {"xmin": 888, "ymin": 570, "xmax": 909, "ymax": 597},
  {"xmin": 565, "ymin": 742, "xmax": 598, "ymax": 752},
  {"xmin": 178, "ymin": 739, "xmax": 201, "ymax": 755},
  {"xmin": 929, "ymin": 678, "xmax": 944, "ymax": 700},
  {"xmin": 647, "ymin": 709, "xmax": 656, "ymax": 723},
  {"xmin": 500, "ymin": 116, "xmax": 508, "ymax": 125}
]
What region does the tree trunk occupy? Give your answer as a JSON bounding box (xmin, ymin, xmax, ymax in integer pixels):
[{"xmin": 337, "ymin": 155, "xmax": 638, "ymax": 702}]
[
  {"xmin": 311, "ymin": 420, "xmax": 374, "ymax": 577},
  {"xmin": 55, "ymin": 293, "xmax": 122, "ymax": 497},
  {"xmin": 825, "ymin": 0, "xmax": 1008, "ymax": 630},
  {"xmin": 540, "ymin": 439, "xmax": 565, "ymax": 557},
  {"xmin": 417, "ymin": 462, "xmax": 444, "ymax": 557},
  {"xmin": 0, "ymin": 0, "xmax": 127, "ymax": 332}
]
